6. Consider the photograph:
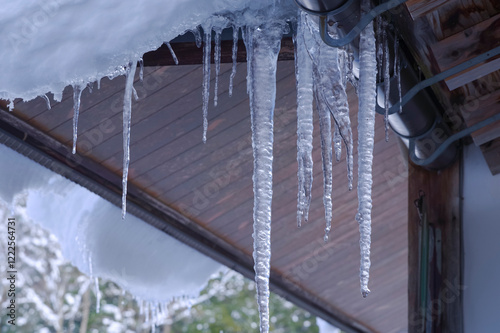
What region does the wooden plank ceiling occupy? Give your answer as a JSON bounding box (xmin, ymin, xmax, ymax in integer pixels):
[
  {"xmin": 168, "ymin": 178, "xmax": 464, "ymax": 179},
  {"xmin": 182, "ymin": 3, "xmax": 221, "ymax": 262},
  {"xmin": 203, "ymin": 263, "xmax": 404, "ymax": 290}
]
[
  {"xmin": 1, "ymin": 53, "xmax": 408, "ymax": 332},
  {"xmin": 401, "ymin": 0, "xmax": 500, "ymax": 174},
  {"xmin": 7, "ymin": 0, "xmax": 500, "ymax": 330}
]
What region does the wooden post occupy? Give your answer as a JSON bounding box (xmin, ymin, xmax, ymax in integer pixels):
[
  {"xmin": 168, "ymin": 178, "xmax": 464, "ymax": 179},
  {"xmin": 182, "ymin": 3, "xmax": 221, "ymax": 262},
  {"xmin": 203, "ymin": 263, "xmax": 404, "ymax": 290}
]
[{"xmin": 408, "ymin": 159, "xmax": 463, "ymax": 333}]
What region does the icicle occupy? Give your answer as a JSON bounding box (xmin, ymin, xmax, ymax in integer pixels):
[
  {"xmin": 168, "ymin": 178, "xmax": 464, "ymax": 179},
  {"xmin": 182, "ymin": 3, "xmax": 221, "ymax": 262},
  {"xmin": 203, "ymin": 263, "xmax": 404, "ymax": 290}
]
[
  {"xmin": 304, "ymin": 14, "xmax": 353, "ymax": 191},
  {"xmin": 144, "ymin": 301, "xmax": 150, "ymax": 324},
  {"xmin": 94, "ymin": 277, "xmax": 101, "ymax": 313},
  {"xmin": 53, "ymin": 90, "xmax": 63, "ymax": 102},
  {"xmin": 213, "ymin": 29, "xmax": 222, "ymax": 107},
  {"xmin": 121, "ymin": 60, "xmax": 138, "ymax": 220},
  {"xmin": 229, "ymin": 26, "xmax": 239, "ymax": 97},
  {"xmin": 151, "ymin": 303, "xmax": 158, "ymax": 326},
  {"xmin": 243, "ymin": 26, "xmax": 252, "ymax": 96},
  {"xmin": 88, "ymin": 253, "xmax": 94, "ymax": 277},
  {"xmin": 202, "ymin": 28, "xmax": 212, "ymax": 143},
  {"xmin": 295, "ymin": 12, "xmax": 314, "ymax": 228},
  {"xmin": 376, "ymin": 16, "xmax": 383, "ymax": 84},
  {"xmin": 383, "ymin": 20, "xmax": 390, "ymax": 142},
  {"xmin": 191, "ymin": 27, "xmax": 203, "ymax": 48},
  {"xmin": 356, "ymin": 0, "xmax": 377, "ymax": 298},
  {"xmin": 72, "ymin": 84, "xmax": 83, "ymax": 154},
  {"xmin": 165, "ymin": 42, "xmax": 179, "ymax": 65},
  {"xmin": 42, "ymin": 94, "xmax": 51, "ymax": 110},
  {"xmin": 139, "ymin": 58, "xmax": 144, "ymax": 81},
  {"xmin": 314, "ymin": 85, "xmax": 333, "ymax": 241},
  {"xmin": 245, "ymin": 21, "xmax": 285, "ymax": 333},
  {"xmin": 347, "ymin": 49, "xmax": 358, "ymax": 92},
  {"xmin": 139, "ymin": 299, "xmax": 144, "ymax": 315},
  {"xmin": 302, "ymin": 13, "xmax": 355, "ymax": 240},
  {"xmin": 7, "ymin": 100, "xmax": 14, "ymax": 111},
  {"xmin": 333, "ymin": 121, "xmax": 342, "ymax": 162},
  {"xmin": 339, "ymin": 48, "xmax": 348, "ymax": 87},
  {"xmin": 97, "ymin": 78, "xmax": 101, "ymax": 90},
  {"xmin": 132, "ymin": 87, "xmax": 139, "ymax": 101},
  {"xmin": 394, "ymin": 36, "xmax": 402, "ymax": 114}
]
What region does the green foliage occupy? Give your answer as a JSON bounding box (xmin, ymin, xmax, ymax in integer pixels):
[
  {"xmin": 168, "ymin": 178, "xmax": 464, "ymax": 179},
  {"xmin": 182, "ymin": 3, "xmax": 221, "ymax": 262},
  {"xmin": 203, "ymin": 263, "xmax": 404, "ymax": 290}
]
[{"xmin": 168, "ymin": 272, "xmax": 319, "ymax": 333}]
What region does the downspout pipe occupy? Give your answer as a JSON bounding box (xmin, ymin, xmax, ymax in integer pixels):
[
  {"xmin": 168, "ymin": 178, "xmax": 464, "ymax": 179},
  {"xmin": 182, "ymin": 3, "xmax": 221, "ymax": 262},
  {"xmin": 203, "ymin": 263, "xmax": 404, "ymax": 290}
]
[{"xmin": 294, "ymin": 0, "xmax": 458, "ymax": 170}]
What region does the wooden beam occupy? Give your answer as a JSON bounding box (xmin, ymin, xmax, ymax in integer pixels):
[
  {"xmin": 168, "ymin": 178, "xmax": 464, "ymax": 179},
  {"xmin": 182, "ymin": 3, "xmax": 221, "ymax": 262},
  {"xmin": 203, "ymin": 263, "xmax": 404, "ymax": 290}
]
[
  {"xmin": 142, "ymin": 37, "xmax": 294, "ymax": 66},
  {"xmin": 480, "ymin": 138, "xmax": 500, "ymax": 175},
  {"xmin": 430, "ymin": 13, "xmax": 500, "ymax": 90},
  {"xmin": 405, "ymin": 0, "xmax": 448, "ymax": 19},
  {"xmin": 425, "ymin": 0, "xmax": 500, "ymax": 40},
  {"xmin": 408, "ymin": 160, "xmax": 463, "ymax": 333},
  {"xmin": 457, "ymin": 88, "xmax": 500, "ymax": 146}
]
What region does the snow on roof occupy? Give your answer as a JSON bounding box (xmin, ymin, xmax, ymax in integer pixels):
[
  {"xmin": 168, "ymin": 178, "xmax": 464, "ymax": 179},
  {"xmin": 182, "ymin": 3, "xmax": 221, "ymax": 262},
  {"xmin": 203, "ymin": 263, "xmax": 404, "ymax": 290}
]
[{"xmin": 0, "ymin": 0, "xmax": 295, "ymax": 102}]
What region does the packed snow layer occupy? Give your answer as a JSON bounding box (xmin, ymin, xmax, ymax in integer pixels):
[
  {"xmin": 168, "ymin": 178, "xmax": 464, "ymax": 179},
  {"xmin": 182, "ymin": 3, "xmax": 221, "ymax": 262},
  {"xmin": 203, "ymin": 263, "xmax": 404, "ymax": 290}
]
[
  {"xmin": 0, "ymin": 0, "xmax": 295, "ymax": 102},
  {"xmin": 0, "ymin": 144, "xmax": 222, "ymax": 303}
]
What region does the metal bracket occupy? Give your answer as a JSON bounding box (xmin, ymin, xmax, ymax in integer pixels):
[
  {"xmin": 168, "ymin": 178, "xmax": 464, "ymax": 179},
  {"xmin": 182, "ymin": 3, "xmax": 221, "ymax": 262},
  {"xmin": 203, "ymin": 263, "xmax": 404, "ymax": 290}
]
[
  {"xmin": 389, "ymin": 45, "xmax": 500, "ymax": 115},
  {"xmin": 319, "ymin": 0, "xmax": 408, "ymax": 48},
  {"xmin": 310, "ymin": 0, "xmax": 500, "ymax": 167},
  {"xmin": 379, "ymin": 45, "xmax": 500, "ymax": 166},
  {"xmin": 410, "ymin": 112, "xmax": 500, "ymax": 166}
]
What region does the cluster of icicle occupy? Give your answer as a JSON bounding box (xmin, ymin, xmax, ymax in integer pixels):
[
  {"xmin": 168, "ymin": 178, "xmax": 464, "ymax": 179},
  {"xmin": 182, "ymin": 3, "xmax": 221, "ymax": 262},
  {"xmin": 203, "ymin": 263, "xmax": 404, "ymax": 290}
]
[
  {"xmin": 63, "ymin": 2, "xmax": 394, "ymax": 332},
  {"xmin": 89, "ymin": 256, "xmax": 193, "ymax": 333},
  {"xmin": 293, "ymin": 1, "xmax": 376, "ymax": 300}
]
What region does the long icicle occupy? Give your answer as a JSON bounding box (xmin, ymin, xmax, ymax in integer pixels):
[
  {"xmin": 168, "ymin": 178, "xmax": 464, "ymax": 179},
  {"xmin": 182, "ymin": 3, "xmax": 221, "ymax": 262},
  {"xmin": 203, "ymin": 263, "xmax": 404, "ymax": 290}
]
[
  {"xmin": 202, "ymin": 28, "xmax": 212, "ymax": 143},
  {"xmin": 42, "ymin": 94, "xmax": 51, "ymax": 110},
  {"xmin": 357, "ymin": 0, "xmax": 377, "ymax": 298},
  {"xmin": 165, "ymin": 42, "xmax": 179, "ymax": 65},
  {"xmin": 72, "ymin": 84, "xmax": 83, "ymax": 154},
  {"xmin": 139, "ymin": 58, "xmax": 144, "ymax": 81},
  {"xmin": 304, "ymin": 14, "xmax": 354, "ymax": 238},
  {"xmin": 229, "ymin": 25, "xmax": 239, "ymax": 97},
  {"xmin": 314, "ymin": 85, "xmax": 333, "ymax": 241},
  {"xmin": 121, "ymin": 60, "xmax": 138, "ymax": 219},
  {"xmin": 382, "ymin": 19, "xmax": 391, "ymax": 142},
  {"xmin": 376, "ymin": 15, "xmax": 383, "ymax": 84},
  {"xmin": 213, "ymin": 29, "xmax": 222, "ymax": 106},
  {"xmin": 245, "ymin": 21, "xmax": 284, "ymax": 333},
  {"xmin": 304, "ymin": 14, "xmax": 353, "ymax": 191},
  {"xmin": 191, "ymin": 27, "xmax": 202, "ymax": 48},
  {"xmin": 394, "ymin": 36, "xmax": 402, "ymax": 114},
  {"xmin": 333, "ymin": 121, "xmax": 342, "ymax": 162},
  {"xmin": 295, "ymin": 12, "xmax": 314, "ymax": 228}
]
